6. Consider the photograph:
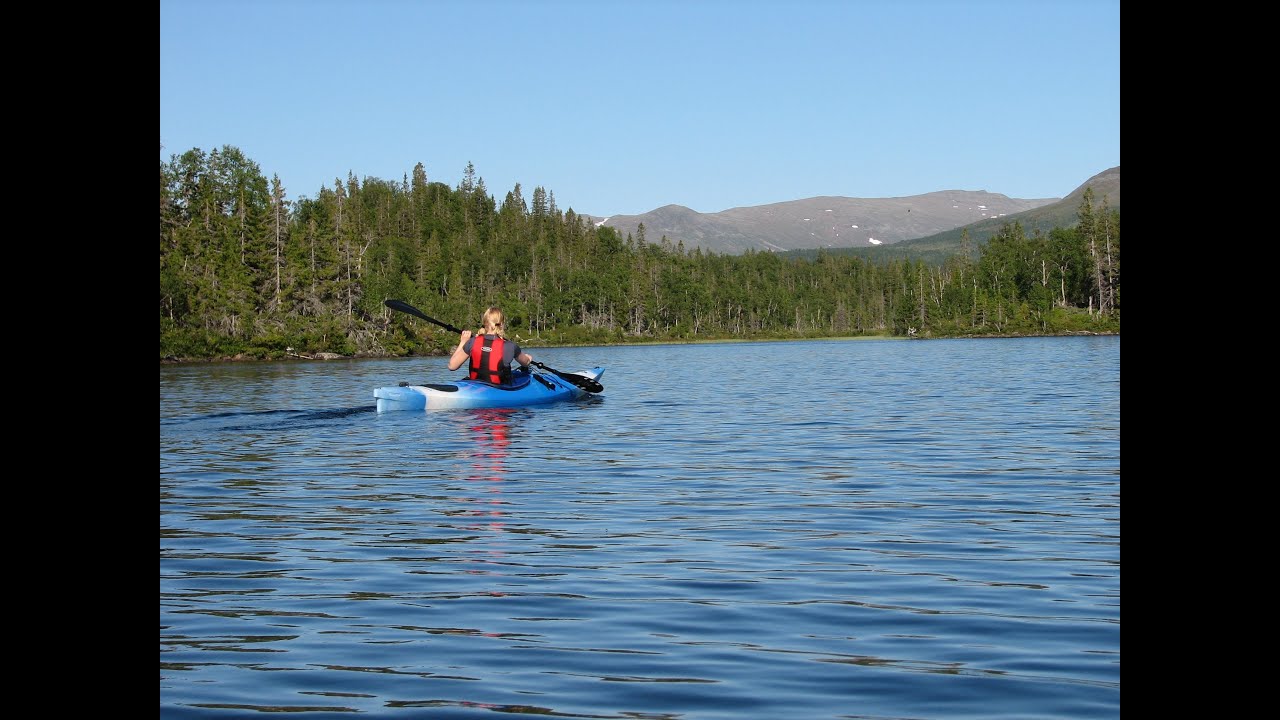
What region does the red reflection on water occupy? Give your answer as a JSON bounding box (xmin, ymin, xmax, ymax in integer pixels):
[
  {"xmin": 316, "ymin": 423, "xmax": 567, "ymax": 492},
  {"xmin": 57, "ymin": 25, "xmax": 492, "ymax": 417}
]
[
  {"xmin": 461, "ymin": 408, "xmax": 514, "ymax": 532},
  {"xmin": 457, "ymin": 409, "xmax": 516, "ymax": 595}
]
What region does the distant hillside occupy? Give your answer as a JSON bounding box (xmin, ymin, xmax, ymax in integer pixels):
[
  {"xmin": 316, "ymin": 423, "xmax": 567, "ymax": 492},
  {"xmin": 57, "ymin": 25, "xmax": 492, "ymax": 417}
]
[
  {"xmin": 817, "ymin": 166, "xmax": 1121, "ymax": 265},
  {"xmin": 592, "ymin": 191, "xmax": 1057, "ymax": 255}
]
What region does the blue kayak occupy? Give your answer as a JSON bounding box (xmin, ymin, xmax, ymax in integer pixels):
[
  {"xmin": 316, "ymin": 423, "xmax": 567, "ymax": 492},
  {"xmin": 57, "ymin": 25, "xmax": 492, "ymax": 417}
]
[{"xmin": 375, "ymin": 366, "xmax": 605, "ymax": 412}]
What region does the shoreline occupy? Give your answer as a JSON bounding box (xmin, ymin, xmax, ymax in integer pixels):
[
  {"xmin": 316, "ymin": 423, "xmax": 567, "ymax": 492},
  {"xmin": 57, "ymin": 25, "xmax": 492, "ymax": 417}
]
[{"xmin": 160, "ymin": 330, "xmax": 1117, "ymax": 365}]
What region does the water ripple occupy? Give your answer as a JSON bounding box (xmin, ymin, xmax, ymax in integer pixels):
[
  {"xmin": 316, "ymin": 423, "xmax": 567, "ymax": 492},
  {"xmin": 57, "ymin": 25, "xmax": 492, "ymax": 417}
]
[{"xmin": 162, "ymin": 337, "xmax": 1119, "ymax": 719}]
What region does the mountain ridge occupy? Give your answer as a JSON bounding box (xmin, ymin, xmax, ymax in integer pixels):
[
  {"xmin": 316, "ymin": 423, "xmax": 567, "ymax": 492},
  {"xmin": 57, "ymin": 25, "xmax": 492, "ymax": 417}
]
[
  {"xmin": 842, "ymin": 166, "xmax": 1121, "ymax": 264},
  {"xmin": 585, "ymin": 167, "xmax": 1118, "ymax": 256}
]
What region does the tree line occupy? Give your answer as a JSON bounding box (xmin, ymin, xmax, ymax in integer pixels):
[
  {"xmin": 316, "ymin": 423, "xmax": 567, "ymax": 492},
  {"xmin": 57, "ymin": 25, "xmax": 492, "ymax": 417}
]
[{"xmin": 159, "ymin": 145, "xmax": 1119, "ymax": 360}]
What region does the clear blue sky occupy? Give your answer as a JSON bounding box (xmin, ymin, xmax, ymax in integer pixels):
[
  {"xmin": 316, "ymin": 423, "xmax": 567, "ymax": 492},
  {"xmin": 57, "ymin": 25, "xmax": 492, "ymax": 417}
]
[{"xmin": 160, "ymin": 0, "xmax": 1119, "ymax": 217}]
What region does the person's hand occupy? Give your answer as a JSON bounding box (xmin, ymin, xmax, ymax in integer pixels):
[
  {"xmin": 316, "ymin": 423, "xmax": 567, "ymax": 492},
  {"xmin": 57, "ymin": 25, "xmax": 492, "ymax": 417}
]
[{"xmin": 458, "ymin": 329, "xmax": 472, "ymax": 346}]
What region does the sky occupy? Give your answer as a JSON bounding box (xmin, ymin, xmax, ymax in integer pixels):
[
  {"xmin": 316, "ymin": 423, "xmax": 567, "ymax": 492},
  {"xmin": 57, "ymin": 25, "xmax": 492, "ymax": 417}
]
[{"xmin": 160, "ymin": 0, "xmax": 1120, "ymax": 217}]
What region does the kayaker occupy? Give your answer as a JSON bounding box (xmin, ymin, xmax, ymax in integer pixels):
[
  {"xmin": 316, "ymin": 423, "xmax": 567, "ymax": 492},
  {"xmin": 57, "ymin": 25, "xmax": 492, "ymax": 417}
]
[{"xmin": 447, "ymin": 306, "xmax": 534, "ymax": 385}]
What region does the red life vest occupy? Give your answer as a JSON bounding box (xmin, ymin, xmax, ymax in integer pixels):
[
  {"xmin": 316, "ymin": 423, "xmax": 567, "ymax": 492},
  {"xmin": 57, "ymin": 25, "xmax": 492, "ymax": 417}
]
[{"xmin": 468, "ymin": 335, "xmax": 511, "ymax": 384}]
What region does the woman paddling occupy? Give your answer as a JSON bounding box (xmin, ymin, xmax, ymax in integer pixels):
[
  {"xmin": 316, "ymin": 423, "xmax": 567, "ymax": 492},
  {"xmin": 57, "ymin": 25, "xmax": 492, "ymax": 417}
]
[{"xmin": 447, "ymin": 307, "xmax": 534, "ymax": 385}]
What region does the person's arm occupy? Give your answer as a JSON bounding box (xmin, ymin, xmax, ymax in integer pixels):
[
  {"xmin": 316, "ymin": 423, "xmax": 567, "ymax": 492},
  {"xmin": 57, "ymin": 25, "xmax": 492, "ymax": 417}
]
[
  {"xmin": 447, "ymin": 330, "xmax": 473, "ymax": 371},
  {"xmin": 516, "ymin": 350, "xmax": 533, "ymax": 368}
]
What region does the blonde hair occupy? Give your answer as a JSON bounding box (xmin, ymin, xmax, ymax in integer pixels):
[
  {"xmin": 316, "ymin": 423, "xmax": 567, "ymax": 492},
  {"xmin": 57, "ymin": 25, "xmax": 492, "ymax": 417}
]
[{"xmin": 480, "ymin": 307, "xmax": 505, "ymax": 337}]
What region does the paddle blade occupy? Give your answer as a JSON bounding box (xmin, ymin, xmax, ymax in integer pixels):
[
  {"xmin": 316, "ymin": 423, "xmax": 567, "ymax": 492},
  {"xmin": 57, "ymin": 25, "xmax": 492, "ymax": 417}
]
[
  {"xmin": 573, "ymin": 376, "xmax": 604, "ymax": 393},
  {"xmin": 384, "ymin": 299, "xmax": 462, "ymax": 334},
  {"xmin": 532, "ymin": 362, "xmax": 603, "ymax": 393}
]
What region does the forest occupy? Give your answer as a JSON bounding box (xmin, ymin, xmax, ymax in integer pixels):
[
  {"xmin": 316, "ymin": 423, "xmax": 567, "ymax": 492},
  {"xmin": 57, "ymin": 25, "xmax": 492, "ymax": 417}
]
[{"xmin": 160, "ymin": 146, "xmax": 1119, "ymax": 360}]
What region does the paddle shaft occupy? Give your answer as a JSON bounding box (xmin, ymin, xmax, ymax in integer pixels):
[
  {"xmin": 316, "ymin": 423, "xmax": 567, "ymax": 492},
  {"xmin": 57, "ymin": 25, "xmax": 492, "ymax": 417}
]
[{"xmin": 384, "ymin": 299, "xmax": 463, "ymax": 333}]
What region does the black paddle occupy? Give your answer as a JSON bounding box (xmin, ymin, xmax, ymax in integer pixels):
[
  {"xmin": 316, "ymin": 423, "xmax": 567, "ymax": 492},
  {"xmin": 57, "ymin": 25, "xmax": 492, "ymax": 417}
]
[
  {"xmin": 384, "ymin": 299, "xmax": 604, "ymax": 393},
  {"xmin": 529, "ymin": 361, "xmax": 604, "ymax": 394},
  {"xmin": 384, "ymin": 299, "xmax": 463, "ymax": 333}
]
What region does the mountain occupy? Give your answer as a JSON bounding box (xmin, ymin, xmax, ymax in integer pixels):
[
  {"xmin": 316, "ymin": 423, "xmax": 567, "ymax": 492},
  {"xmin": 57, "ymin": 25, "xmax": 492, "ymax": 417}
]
[
  {"xmin": 861, "ymin": 166, "xmax": 1121, "ymax": 262},
  {"xmin": 592, "ymin": 191, "xmax": 1058, "ymax": 255}
]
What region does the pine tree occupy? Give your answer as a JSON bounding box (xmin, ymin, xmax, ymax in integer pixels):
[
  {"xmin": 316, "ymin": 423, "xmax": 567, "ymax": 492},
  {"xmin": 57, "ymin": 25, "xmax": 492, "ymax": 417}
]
[{"xmin": 270, "ymin": 174, "xmax": 290, "ymax": 310}]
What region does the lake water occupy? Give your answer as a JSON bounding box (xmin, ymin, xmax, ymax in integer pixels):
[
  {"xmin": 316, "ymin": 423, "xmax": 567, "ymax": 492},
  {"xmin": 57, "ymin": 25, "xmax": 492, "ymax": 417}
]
[{"xmin": 160, "ymin": 336, "xmax": 1120, "ymax": 719}]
